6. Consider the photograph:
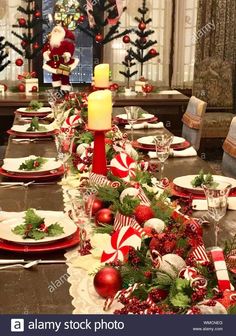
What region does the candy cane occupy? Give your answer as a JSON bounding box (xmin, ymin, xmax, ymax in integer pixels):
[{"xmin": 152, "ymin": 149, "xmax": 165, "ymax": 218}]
[
  {"xmin": 101, "ymin": 226, "xmax": 141, "ymax": 263},
  {"xmin": 64, "ymin": 115, "xmax": 81, "ymax": 128},
  {"xmin": 110, "ymin": 153, "xmax": 137, "ymax": 182}
]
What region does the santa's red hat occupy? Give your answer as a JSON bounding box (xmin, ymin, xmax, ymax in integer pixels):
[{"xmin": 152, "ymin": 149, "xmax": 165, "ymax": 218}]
[{"xmin": 64, "ymin": 29, "xmax": 75, "ymax": 41}]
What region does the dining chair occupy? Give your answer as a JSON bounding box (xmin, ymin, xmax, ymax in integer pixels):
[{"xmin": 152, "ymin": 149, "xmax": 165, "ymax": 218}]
[
  {"xmin": 181, "ymin": 96, "xmax": 207, "ymax": 151},
  {"xmin": 222, "ymin": 117, "xmax": 236, "ymax": 178}
]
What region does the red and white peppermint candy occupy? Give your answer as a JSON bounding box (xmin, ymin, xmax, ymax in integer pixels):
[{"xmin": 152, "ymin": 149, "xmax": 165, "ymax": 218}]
[
  {"xmin": 64, "ymin": 115, "xmax": 81, "ymax": 128},
  {"xmin": 101, "ymin": 226, "xmax": 141, "ymax": 263},
  {"xmin": 110, "ymin": 153, "xmax": 137, "ymax": 182},
  {"xmin": 179, "ymin": 266, "xmax": 198, "ymax": 280}
]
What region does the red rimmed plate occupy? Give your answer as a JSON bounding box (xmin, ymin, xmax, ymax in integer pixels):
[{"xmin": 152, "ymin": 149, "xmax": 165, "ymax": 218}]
[
  {"xmin": 132, "ymin": 140, "xmax": 191, "ymax": 151},
  {"xmin": 113, "ymin": 116, "xmax": 158, "ymax": 125},
  {"xmin": 0, "ymin": 166, "xmax": 64, "ymax": 180},
  {"xmin": 0, "ymin": 229, "xmax": 80, "ymax": 253},
  {"xmin": 15, "ymin": 111, "xmax": 50, "ymax": 118},
  {"xmin": 7, "ymin": 129, "xmax": 59, "ymax": 138}
]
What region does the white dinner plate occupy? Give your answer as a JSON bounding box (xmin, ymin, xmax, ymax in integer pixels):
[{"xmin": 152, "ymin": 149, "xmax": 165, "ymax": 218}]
[
  {"xmin": 16, "ymin": 107, "xmax": 52, "ymax": 113},
  {"xmin": 116, "ymin": 113, "xmax": 154, "ymax": 121},
  {"xmin": 0, "ymin": 211, "xmax": 77, "ymax": 245},
  {"xmin": 137, "ymin": 136, "xmax": 185, "ymax": 146},
  {"xmin": 2, "ymin": 156, "xmax": 62, "ymax": 174},
  {"xmin": 11, "ymin": 123, "xmax": 55, "ymax": 134},
  {"xmin": 173, "ymin": 175, "xmax": 236, "ymax": 194}
]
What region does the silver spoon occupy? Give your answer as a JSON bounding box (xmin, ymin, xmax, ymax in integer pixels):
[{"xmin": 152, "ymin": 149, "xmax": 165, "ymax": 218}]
[{"xmin": 0, "ymin": 259, "xmax": 40, "ymax": 270}]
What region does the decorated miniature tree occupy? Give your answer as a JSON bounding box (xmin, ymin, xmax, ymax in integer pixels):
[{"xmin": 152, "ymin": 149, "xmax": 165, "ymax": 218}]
[
  {"xmin": 119, "ymin": 48, "xmax": 138, "ymax": 88},
  {"xmin": 7, "ymin": 0, "xmax": 46, "ymax": 72},
  {"xmin": 129, "ymin": 0, "xmax": 159, "ymax": 77},
  {"xmin": 77, "ymin": 0, "xmax": 131, "ymax": 45},
  {"xmin": 0, "ymin": 36, "xmax": 10, "ymax": 72}
]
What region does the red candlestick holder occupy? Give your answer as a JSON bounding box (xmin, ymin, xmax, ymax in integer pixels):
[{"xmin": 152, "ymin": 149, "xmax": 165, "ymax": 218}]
[{"xmin": 88, "ymin": 128, "xmax": 111, "ymax": 176}]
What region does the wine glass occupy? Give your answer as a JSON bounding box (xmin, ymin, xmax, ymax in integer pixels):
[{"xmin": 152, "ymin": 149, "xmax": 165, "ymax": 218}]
[
  {"xmin": 202, "ymin": 181, "xmax": 231, "ymax": 247},
  {"xmin": 55, "ymin": 131, "xmax": 73, "ymax": 178},
  {"xmin": 125, "ymin": 106, "xmax": 139, "ymax": 142},
  {"xmin": 154, "ymin": 135, "xmax": 173, "ymax": 180},
  {"xmin": 67, "ymin": 187, "xmax": 96, "ymax": 249}
]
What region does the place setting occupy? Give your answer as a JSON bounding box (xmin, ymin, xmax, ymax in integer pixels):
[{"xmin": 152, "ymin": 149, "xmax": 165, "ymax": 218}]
[{"xmin": 15, "ymin": 100, "xmax": 52, "ymax": 118}]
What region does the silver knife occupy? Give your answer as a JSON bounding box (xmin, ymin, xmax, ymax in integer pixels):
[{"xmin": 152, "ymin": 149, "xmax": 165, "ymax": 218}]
[{"xmin": 0, "ymin": 259, "xmax": 66, "ymax": 265}]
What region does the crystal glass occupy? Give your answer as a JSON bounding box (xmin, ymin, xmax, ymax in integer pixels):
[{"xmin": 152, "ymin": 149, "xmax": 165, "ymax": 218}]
[
  {"xmin": 202, "ymin": 181, "xmax": 231, "ymax": 247},
  {"xmin": 67, "ymin": 187, "xmax": 96, "ymax": 249},
  {"xmin": 125, "ymin": 106, "xmax": 139, "ymax": 142},
  {"xmin": 154, "ymin": 134, "xmax": 173, "ymax": 180},
  {"xmin": 55, "ymin": 131, "xmax": 73, "ymax": 178}
]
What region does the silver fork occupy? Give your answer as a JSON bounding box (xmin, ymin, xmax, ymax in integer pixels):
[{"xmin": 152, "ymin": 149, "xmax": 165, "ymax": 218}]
[
  {"xmin": 0, "ymin": 260, "xmax": 40, "ymax": 270},
  {"xmin": 0, "ymin": 181, "xmax": 35, "ymax": 188}
]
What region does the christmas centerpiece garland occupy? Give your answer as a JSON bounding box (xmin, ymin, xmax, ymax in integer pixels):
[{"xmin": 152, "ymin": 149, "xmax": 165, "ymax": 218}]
[{"xmin": 58, "ymin": 92, "xmax": 236, "ymax": 315}]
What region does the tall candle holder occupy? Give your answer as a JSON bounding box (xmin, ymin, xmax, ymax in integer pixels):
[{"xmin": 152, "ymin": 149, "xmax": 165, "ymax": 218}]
[{"xmin": 88, "ymin": 128, "xmax": 111, "ymax": 176}]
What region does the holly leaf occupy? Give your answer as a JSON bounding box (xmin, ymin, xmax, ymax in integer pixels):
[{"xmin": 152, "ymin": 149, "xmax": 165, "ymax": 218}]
[
  {"xmin": 30, "ymin": 230, "xmax": 47, "ymax": 240},
  {"xmin": 228, "ymin": 304, "xmax": 236, "ymax": 315},
  {"xmin": 19, "ymin": 157, "xmax": 46, "ymax": 171},
  {"xmin": 24, "ymin": 208, "xmax": 44, "ymax": 229},
  {"xmin": 47, "ymin": 223, "xmax": 64, "ymax": 236},
  {"xmin": 12, "ymin": 224, "xmax": 26, "ymax": 236},
  {"xmin": 170, "ymin": 292, "xmax": 191, "ymax": 308}
]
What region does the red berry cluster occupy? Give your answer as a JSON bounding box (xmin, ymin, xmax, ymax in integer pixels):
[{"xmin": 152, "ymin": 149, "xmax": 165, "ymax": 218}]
[
  {"xmin": 149, "ymin": 289, "xmax": 168, "ymax": 302},
  {"xmin": 191, "ymin": 288, "xmax": 207, "ymax": 302},
  {"xmin": 114, "ymin": 296, "xmax": 162, "ymax": 315},
  {"xmin": 78, "ymin": 239, "xmax": 92, "ymax": 256},
  {"xmin": 128, "ymin": 247, "xmax": 141, "ymax": 267}
]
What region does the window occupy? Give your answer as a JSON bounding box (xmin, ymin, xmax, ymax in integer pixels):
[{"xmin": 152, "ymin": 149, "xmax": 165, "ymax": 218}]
[{"xmin": 104, "ymin": 0, "xmax": 198, "ymax": 88}]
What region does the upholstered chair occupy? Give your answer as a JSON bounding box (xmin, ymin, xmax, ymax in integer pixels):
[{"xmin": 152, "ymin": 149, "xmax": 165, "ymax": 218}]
[
  {"xmin": 193, "ymin": 57, "xmax": 235, "ymax": 139},
  {"xmin": 182, "ymin": 96, "xmax": 207, "ymax": 151},
  {"xmin": 222, "ymin": 117, "xmax": 236, "ymax": 178}
]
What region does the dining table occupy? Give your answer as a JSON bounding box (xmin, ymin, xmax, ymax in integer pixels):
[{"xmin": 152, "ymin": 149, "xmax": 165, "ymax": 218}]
[{"xmin": 0, "ymin": 107, "xmax": 235, "ymax": 314}]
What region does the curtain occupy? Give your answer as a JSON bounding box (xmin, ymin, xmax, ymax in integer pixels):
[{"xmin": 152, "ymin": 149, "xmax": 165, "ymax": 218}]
[
  {"xmin": 193, "ymin": 0, "xmax": 236, "ymax": 108},
  {"xmin": 0, "ymin": 0, "xmax": 27, "ymax": 84},
  {"xmin": 171, "ymin": 0, "xmax": 198, "ymax": 88}
]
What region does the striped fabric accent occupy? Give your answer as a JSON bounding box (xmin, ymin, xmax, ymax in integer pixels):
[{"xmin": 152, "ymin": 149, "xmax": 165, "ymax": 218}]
[
  {"xmin": 138, "ymin": 188, "xmax": 151, "ymax": 205},
  {"xmin": 223, "ymin": 135, "xmax": 236, "ymax": 158},
  {"xmin": 114, "ymin": 212, "xmax": 145, "ymax": 236},
  {"xmin": 182, "ymin": 112, "xmax": 202, "ymax": 130},
  {"xmin": 192, "ymin": 244, "xmax": 210, "ymax": 264},
  {"xmin": 89, "ymin": 173, "xmax": 111, "ymax": 187}
]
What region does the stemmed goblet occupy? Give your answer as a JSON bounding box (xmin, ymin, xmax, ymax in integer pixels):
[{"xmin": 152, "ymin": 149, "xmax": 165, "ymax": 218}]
[
  {"xmin": 202, "ymin": 181, "xmax": 231, "ymax": 247},
  {"xmin": 125, "ymin": 106, "xmax": 139, "ymax": 142},
  {"xmin": 154, "ymin": 134, "xmax": 173, "ymax": 180}
]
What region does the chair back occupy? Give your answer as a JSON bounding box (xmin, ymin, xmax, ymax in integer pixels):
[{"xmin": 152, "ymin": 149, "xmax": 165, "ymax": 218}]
[
  {"xmin": 222, "ymin": 117, "xmax": 236, "ymax": 178},
  {"xmin": 182, "ymin": 96, "xmax": 207, "ymax": 150}
]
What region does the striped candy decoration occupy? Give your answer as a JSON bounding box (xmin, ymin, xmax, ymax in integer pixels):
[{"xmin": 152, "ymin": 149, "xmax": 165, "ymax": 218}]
[
  {"xmin": 110, "ymin": 153, "xmax": 137, "ymax": 182},
  {"xmin": 89, "ymin": 172, "xmax": 121, "ymax": 188},
  {"xmin": 64, "ymin": 115, "xmax": 81, "ymax": 128},
  {"xmin": 104, "ymin": 283, "xmax": 139, "ymax": 311},
  {"xmin": 209, "ymin": 247, "xmax": 234, "ymax": 292},
  {"xmin": 101, "ymin": 226, "xmax": 142, "ymax": 263},
  {"xmin": 191, "ymin": 244, "xmax": 210, "ymax": 264},
  {"xmin": 138, "ymin": 187, "xmax": 151, "ymax": 206},
  {"xmin": 114, "ymin": 212, "xmax": 145, "ymax": 236}
]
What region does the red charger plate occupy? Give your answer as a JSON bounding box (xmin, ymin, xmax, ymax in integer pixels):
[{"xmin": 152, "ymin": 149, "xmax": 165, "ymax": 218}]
[
  {"xmin": 0, "ymin": 229, "xmax": 80, "ymax": 253},
  {"xmin": 15, "ymin": 111, "xmax": 50, "ymax": 118},
  {"xmin": 0, "ymin": 166, "xmax": 64, "ymax": 180},
  {"xmin": 113, "ymin": 116, "xmax": 158, "ymax": 125},
  {"xmin": 132, "ymin": 140, "xmax": 191, "ymax": 151},
  {"xmin": 7, "ymin": 129, "xmax": 59, "ymax": 138}
]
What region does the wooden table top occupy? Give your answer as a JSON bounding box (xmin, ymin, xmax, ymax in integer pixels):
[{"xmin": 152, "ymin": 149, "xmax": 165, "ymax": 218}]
[{"xmin": 0, "ymin": 108, "xmax": 235, "ymax": 314}]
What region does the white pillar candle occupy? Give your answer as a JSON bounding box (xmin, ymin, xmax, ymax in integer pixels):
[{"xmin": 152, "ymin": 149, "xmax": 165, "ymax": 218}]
[
  {"xmin": 88, "ymin": 90, "xmax": 112, "ymax": 130},
  {"xmin": 94, "ymin": 64, "xmax": 109, "ymax": 88}
]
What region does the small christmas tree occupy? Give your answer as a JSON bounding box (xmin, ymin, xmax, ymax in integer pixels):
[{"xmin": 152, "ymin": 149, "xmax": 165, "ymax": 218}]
[
  {"xmin": 119, "ymin": 48, "xmax": 138, "ymax": 88},
  {"xmin": 77, "ymin": 0, "xmax": 131, "ymax": 45},
  {"xmin": 129, "ymin": 0, "xmax": 159, "ymax": 77},
  {"xmin": 0, "ymin": 36, "xmax": 10, "ymax": 72},
  {"xmin": 7, "ymin": 0, "xmax": 46, "ymax": 72}
]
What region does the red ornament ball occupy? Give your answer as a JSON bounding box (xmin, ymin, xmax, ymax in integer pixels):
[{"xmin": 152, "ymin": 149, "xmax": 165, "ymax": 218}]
[
  {"xmin": 95, "ymin": 208, "xmax": 114, "ymax": 226},
  {"xmin": 21, "ymin": 40, "xmax": 27, "ymax": 49},
  {"xmin": 31, "ymin": 86, "xmax": 38, "ymax": 92},
  {"xmin": 78, "ymin": 15, "xmax": 86, "ymax": 23},
  {"xmin": 122, "ymin": 35, "xmax": 130, "ymax": 44},
  {"xmin": 18, "ymin": 83, "xmax": 25, "ymax": 92},
  {"xmin": 33, "ymin": 42, "xmax": 40, "ymax": 49},
  {"xmin": 95, "ymin": 33, "xmax": 103, "ymax": 43},
  {"xmin": 134, "ymin": 205, "xmax": 154, "ymax": 225},
  {"xmin": 91, "ymin": 198, "xmax": 104, "ymax": 216},
  {"xmin": 149, "ymin": 48, "xmax": 158, "ymax": 56},
  {"xmin": 138, "ymin": 21, "xmax": 146, "ymax": 31},
  {"xmin": 34, "ymin": 10, "xmax": 41, "ymax": 18},
  {"xmin": 93, "ymin": 267, "xmax": 122, "ymax": 298},
  {"xmin": 18, "ymin": 18, "xmax": 26, "ymax": 26},
  {"xmin": 15, "ymin": 58, "xmax": 24, "ymax": 67}
]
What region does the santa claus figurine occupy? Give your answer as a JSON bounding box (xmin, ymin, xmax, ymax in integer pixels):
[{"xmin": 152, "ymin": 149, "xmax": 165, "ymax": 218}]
[{"xmin": 43, "ymin": 25, "xmax": 79, "ymax": 92}]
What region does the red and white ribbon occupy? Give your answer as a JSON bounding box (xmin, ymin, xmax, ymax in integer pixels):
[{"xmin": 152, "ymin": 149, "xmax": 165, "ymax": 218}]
[
  {"xmin": 209, "ymin": 247, "xmax": 234, "ymax": 292},
  {"xmin": 110, "ymin": 153, "xmax": 137, "ymax": 182},
  {"xmin": 114, "ymin": 212, "xmax": 145, "ymax": 236},
  {"xmin": 191, "ymin": 244, "xmax": 210, "ymax": 264},
  {"xmin": 138, "ymin": 187, "xmax": 151, "ymax": 206},
  {"xmin": 89, "ymin": 172, "xmax": 121, "ymax": 188},
  {"xmin": 64, "ymin": 115, "xmax": 81, "ymax": 128},
  {"xmin": 101, "ymin": 226, "xmax": 141, "ymax": 263},
  {"xmin": 104, "ymin": 283, "xmax": 139, "ymax": 311}
]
